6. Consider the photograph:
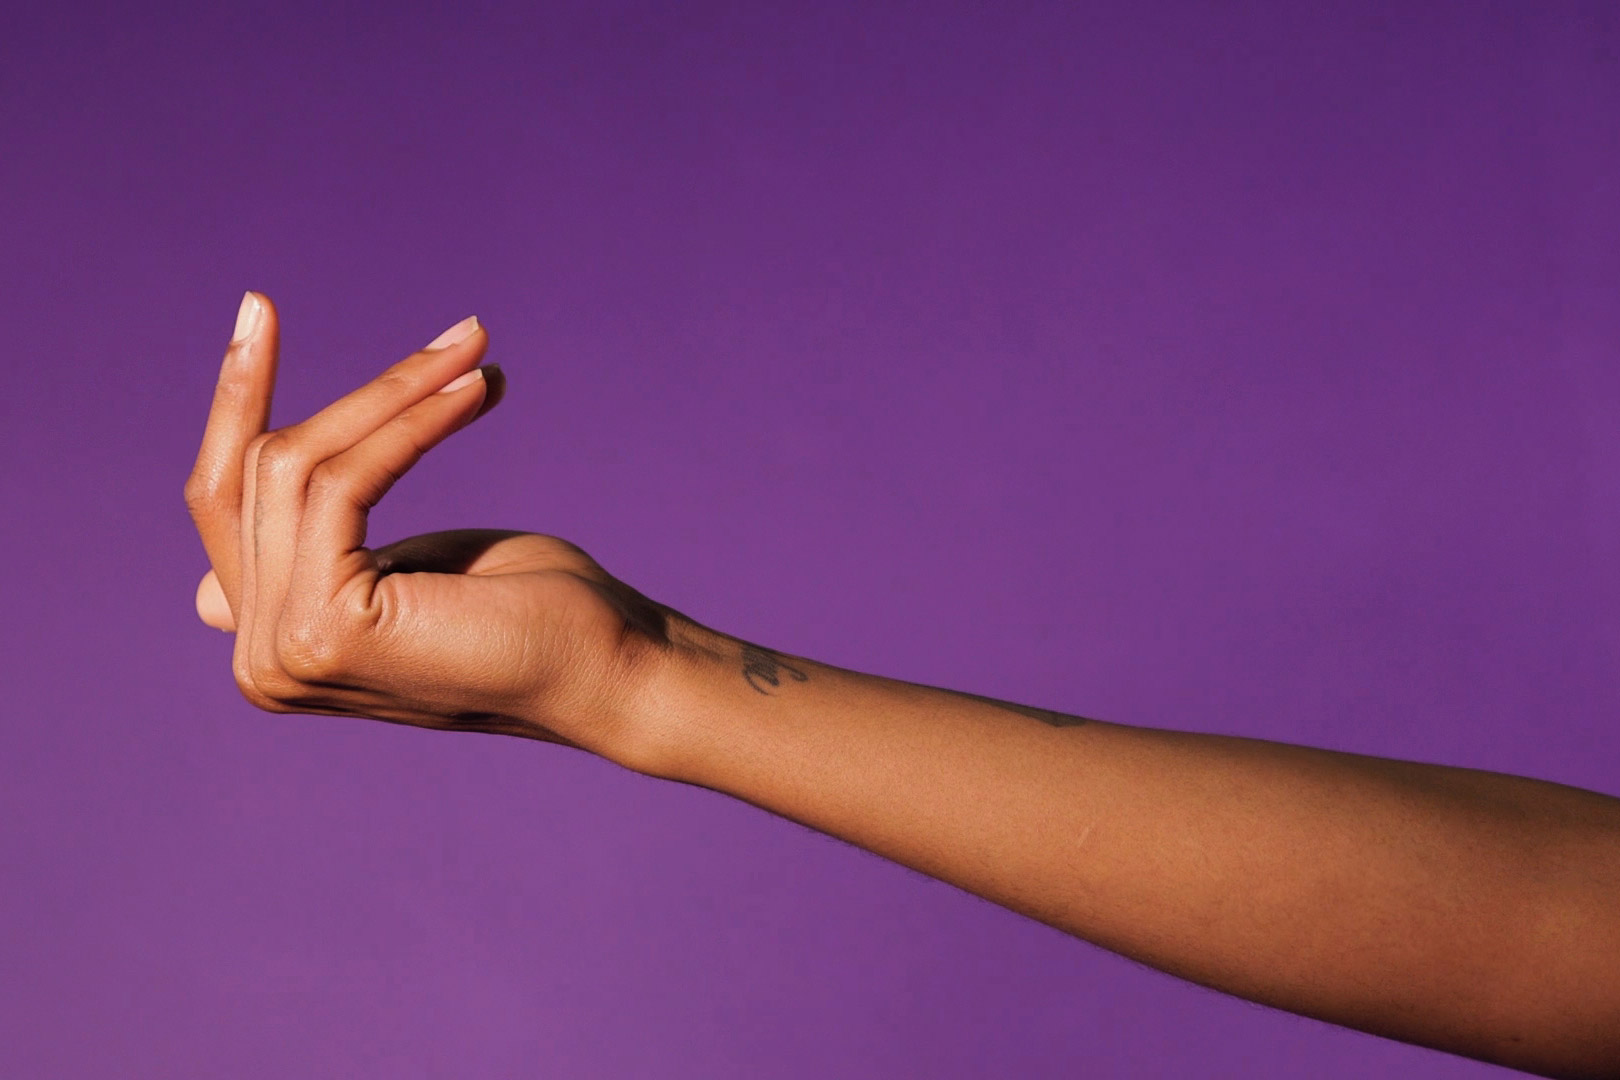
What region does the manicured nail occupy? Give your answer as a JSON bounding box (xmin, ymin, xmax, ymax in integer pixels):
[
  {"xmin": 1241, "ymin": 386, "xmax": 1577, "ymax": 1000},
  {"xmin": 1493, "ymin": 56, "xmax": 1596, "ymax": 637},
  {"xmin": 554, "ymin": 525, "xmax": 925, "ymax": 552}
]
[
  {"xmin": 437, "ymin": 367, "xmax": 485, "ymax": 393},
  {"xmin": 231, "ymin": 292, "xmax": 261, "ymax": 343},
  {"xmin": 425, "ymin": 315, "xmax": 479, "ymax": 350}
]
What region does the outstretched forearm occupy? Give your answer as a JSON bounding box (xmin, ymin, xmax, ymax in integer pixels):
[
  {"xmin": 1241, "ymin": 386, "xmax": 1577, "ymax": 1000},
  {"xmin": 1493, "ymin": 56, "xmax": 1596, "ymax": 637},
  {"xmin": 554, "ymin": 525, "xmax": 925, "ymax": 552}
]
[
  {"xmin": 626, "ymin": 620, "xmax": 1620, "ymax": 1079},
  {"xmin": 183, "ymin": 299, "xmax": 1618, "ymax": 1076}
]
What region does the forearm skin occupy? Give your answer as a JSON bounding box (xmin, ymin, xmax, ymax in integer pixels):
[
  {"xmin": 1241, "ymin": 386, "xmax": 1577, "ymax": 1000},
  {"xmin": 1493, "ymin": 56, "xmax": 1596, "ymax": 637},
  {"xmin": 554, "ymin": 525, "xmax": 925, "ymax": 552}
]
[{"xmin": 627, "ymin": 620, "xmax": 1620, "ymax": 1079}]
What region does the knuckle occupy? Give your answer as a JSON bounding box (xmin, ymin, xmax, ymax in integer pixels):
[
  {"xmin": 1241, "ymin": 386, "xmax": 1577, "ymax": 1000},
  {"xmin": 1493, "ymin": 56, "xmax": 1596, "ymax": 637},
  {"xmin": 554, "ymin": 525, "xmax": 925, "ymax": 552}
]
[
  {"xmin": 231, "ymin": 652, "xmax": 296, "ymax": 714},
  {"xmin": 230, "ymin": 648, "xmax": 256, "ymax": 697},
  {"xmin": 255, "ymin": 666, "xmax": 307, "ymax": 711},
  {"xmin": 306, "ymin": 459, "xmax": 349, "ymax": 500},
  {"xmin": 211, "ymin": 368, "xmax": 254, "ymax": 404},
  {"xmin": 182, "ymin": 471, "xmax": 217, "ymax": 514},
  {"xmin": 373, "ymin": 368, "xmax": 417, "ymax": 397},
  {"xmin": 275, "ymin": 616, "xmax": 350, "ymax": 683},
  {"xmin": 253, "ymin": 432, "xmax": 306, "ymax": 483}
]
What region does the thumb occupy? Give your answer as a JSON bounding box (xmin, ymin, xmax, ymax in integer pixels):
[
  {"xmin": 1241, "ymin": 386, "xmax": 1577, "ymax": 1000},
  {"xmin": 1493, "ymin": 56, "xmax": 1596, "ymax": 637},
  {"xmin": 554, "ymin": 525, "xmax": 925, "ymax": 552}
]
[{"xmin": 196, "ymin": 569, "xmax": 236, "ymax": 631}]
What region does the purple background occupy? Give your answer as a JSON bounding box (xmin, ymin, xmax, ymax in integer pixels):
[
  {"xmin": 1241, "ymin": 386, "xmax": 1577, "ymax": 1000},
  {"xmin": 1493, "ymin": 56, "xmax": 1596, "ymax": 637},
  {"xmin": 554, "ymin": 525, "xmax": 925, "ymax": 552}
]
[{"xmin": 3, "ymin": 2, "xmax": 1616, "ymax": 1076}]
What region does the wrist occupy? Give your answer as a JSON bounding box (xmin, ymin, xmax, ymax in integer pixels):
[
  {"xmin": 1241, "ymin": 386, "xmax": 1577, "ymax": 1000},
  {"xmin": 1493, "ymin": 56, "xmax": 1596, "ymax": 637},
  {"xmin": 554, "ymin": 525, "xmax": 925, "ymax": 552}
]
[{"xmin": 606, "ymin": 610, "xmax": 736, "ymax": 778}]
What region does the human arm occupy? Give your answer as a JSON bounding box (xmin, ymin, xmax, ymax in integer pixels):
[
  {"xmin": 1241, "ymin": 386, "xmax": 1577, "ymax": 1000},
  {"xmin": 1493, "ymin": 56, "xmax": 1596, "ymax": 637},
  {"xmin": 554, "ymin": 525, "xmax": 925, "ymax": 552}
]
[
  {"xmin": 186, "ymin": 295, "xmax": 1620, "ymax": 1080},
  {"xmin": 630, "ymin": 622, "xmax": 1620, "ymax": 1079}
]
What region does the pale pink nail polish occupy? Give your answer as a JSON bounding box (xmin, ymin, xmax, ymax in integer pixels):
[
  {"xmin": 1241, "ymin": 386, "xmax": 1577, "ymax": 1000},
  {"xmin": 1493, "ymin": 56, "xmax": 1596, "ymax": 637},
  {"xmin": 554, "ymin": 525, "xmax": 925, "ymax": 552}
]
[
  {"xmin": 425, "ymin": 315, "xmax": 480, "ymax": 350},
  {"xmin": 436, "ymin": 368, "xmax": 485, "ymax": 393},
  {"xmin": 231, "ymin": 292, "xmax": 261, "ymax": 344}
]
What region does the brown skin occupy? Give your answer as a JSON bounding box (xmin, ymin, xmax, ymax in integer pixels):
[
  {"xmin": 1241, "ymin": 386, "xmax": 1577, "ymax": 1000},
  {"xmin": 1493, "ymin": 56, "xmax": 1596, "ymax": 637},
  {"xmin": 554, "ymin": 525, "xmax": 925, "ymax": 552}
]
[
  {"xmin": 188, "ymin": 294, "xmax": 1620, "ymax": 1080},
  {"xmin": 185, "ymin": 296, "xmax": 670, "ymax": 766}
]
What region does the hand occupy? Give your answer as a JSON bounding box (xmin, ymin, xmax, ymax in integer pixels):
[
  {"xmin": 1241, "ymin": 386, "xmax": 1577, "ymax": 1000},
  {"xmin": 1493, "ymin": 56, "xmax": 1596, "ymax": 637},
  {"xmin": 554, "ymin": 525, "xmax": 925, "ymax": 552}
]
[{"xmin": 184, "ymin": 293, "xmax": 677, "ymax": 767}]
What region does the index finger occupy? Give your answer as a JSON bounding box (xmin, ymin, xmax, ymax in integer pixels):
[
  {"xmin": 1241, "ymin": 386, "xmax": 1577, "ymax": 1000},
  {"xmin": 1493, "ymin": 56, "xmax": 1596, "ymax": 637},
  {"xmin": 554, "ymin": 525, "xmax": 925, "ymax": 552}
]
[{"xmin": 183, "ymin": 291, "xmax": 279, "ymax": 622}]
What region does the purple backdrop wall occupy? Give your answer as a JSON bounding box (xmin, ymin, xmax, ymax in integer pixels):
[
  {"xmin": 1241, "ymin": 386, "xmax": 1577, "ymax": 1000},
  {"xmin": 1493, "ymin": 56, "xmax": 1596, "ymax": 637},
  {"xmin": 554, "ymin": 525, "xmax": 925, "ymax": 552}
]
[{"xmin": 3, "ymin": 2, "xmax": 1616, "ymax": 1076}]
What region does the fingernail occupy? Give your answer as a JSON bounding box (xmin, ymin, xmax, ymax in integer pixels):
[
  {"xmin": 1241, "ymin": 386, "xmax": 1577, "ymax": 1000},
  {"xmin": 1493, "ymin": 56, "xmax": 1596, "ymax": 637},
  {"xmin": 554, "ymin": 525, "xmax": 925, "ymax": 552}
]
[
  {"xmin": 231, "ymin": 292, "xmax": 261, "ymax": 343},
  {"xmin": 425, "ymin": 315, "xmax": 479, "ymax": 350},
  {"xmin": 437, "ymin": 367, "xmax": 485, "ymax": 393}
]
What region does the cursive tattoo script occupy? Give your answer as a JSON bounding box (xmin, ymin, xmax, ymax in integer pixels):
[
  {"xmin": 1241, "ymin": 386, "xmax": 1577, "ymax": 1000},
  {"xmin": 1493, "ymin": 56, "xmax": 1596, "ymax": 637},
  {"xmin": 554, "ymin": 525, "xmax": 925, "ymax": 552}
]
[{"xmin": 741, "ymin": 644, "xmax": 810, "ymax": 695}]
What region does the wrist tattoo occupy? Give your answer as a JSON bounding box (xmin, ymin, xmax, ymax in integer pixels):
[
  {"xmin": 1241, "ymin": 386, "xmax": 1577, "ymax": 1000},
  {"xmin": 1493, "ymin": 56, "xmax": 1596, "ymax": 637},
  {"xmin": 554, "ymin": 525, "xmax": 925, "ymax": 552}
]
[{"xmin": 741, "ymin": 644, "xmax": 810, "ymax": 695}]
